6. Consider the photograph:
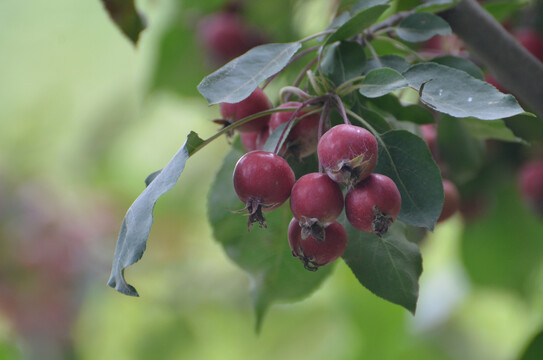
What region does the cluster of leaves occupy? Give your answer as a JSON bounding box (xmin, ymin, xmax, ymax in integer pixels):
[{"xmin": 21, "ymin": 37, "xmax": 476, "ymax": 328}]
[{"xmin": 107, "ymin": 0, "xmax": 528, "ymax": 328}]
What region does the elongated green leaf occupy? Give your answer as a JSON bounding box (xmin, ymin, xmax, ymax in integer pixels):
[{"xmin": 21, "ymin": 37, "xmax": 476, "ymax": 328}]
[
  {"xmin": 325, "ymin": 3, "xmax": 390, "ymax": 45},
  {"xmin": 431, "ymin": 55, "xmax": 484, "ymax": 80},
  {"xmin": 341, "ymin": 220, "xmax": 422, "ymax": 314},
  {"xmin": 396, "ymin": 12, "xmax": 451, "ymax": 42},
  {"xmin": 438, "ymin": 115, "xmax": 485, "ymax": 185},
  {"xmin": 369, "ymin": 94, "xmax": 435, "ymax": 124},
  {"xmin": 321, "ymin": 41, "xmax": 366, "ymax": 87},
  {"xmin": 359, "ymin": 68, "xmax": 408, "ymax": 98},
  {"xmin": 375, "ymin": 130, "xmax": 443, "ymax": 230},
  {"xmin": 101, "ymin": 0, "xmax": 145, "ymax": 44},
  {"xmin": 519, "ymin": 330, "xmax": 543, "ymax": 360},
  {"xmin": 198, "ymin": 42, "xmax": 302, "ymax": 105},
  {"xmin": 208, "ymin": 144, "xmax": 332, "ymax": 331},
  {"xmin": 108, "ymin": 132, "xmax": 205, "ymax": 296},
  {"xmin": 362, "ymin": 55, "xmax": 410, "ymax": 74},
  {"xmin": 403, "ymin": 63, "xmax": 524, "ymax": 120},
  {"xmin": 462, "ymin": 117, "xmax": 524, "ymax": 143},
  {"xmin": 415, "ymin": 0, "xmax": 458, "ymax": 13}
]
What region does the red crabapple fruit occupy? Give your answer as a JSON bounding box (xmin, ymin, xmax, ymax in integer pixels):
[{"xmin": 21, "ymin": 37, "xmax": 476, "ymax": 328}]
[
  {"xmin": 345, "ymin": 173, "xmax": 401, "ymax": 237},
  {"xmin": 288, "ymin": 218, "xmax": 347, "ymax": 271},
  {"xmin": 240, "ymin": 126, "xmax": 270, "ymax": 152},
  {"xmin": 233, "ymin": 151, "xmax": 295, "ymax": 228},
  {"xmin": 317, "ymin": 124, "xmax": 378, "ymax": 187},
  {"xmin": 438, "ymin": 179, "xmax": 460, "ymax": 223},
  {"xmin": 220, "ymin": 88, "xmax": 272, "ymax": 133},
  {"xmin": 290, "ymin": 173, "xmax": 344, "ymax": 241},
  {"xmin": 269, "ymin": 102, "xmax": 321, "ymax": 159},
  {"xmin": 518, "ymin": 160, "xmax": 543, "ymax": 217}
]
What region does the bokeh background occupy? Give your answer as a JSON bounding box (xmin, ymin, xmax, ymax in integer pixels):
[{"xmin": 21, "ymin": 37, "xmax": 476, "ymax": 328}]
[{"xmin": 1, "ymin": 0, "xmax": 543, "ymax": 359}]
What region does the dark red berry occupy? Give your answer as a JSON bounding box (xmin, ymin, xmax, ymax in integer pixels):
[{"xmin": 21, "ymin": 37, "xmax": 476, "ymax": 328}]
[
  {"xmin": 197, "ymin": 12, "xmax": 263, "ymax": 64},
  {"xmin": 518, "ymin": 160, "xmax": 543, "ymax": 216},
  {"xmin": 345, "ymin": 173, "xmax": 401, "ymax": 237},
  {"xmin": 233, "ymin": 150, "xmax": 295, "ymax": 228},
  {"xmin": 290, "ymin": 173, "xmax": 344, "ymax": 241},
  {"xmin": 269, "ymin": 102, "xmax": 320, "ymax": 159},
  {"xmin": 438, "ymin": 179, "xmax": 460, "ymax": 223},
  {"xmin": 240, "ymin": 126, "xmax": 270, "ymax": 152},
  {"xmin": 288, "ymin": 218, "xmax": 347, "ymax": 271},
  {"xmin": 317, "ymin": 124, "xmax": 378, "ymax": 187},
  {"xmin": 220, "ymin": 88, "xmax": 272, "ymax": 133}
]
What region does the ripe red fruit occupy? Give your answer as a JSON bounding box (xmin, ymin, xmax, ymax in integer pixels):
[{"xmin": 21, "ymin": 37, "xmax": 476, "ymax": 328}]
[
  {"xmin": 233, "ymin": 151, "xmax": 295, "ymax": 228},
  {"xmin": 288, "ymin": 218, "xmax": 347, "ymax": 271},
  {"xmin": 240, "ymin": 126, "xmax": 270, "ymax": 152},
  {"xmin": 197, "ymin": 12, "xmax": 261, "ymax": 63},
  {"xmin": 438, "ymin": 179, "xmax": 460, "ymax": 223},
  {"xmin": 269, "ymin": 102, "xmax": 321, "ymax": 159},
  {"xmin": 317, "ymin": 124, "xmax": 378, "ymax": 187},
  {"xmin": 345, "ymin": 173, "xmax": 401, "ymax": 237},
  {"xmin": 514, "ymin": 29, "xmax": 543, "ymax": 62},
  {"xmin": 220, "ymin": 88, "xmax": 272, "ymax": 133},
  {"xmin": 518, "ymin": 160, "xmax": 543, "ymax": 216},
  {"xmin": 290, "ymin": 173, "xmax": 344, "ymax": 241},
  {"xmin": 421, "ymin": 124, "xmax": 438, "ymax": 160}
]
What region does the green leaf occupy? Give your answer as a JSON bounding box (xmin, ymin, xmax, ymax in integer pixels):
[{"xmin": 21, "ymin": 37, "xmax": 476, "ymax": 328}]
[
  {"xmin": 461, "ymin": 182, "xmax": 543, "ymax": 294},
  {"xmin": 362, "ymin": 55, "xmax": 411, "ymax": 74},
  {"xmin": 415, "ymin": 0, "xmax": 458, "ymax": 13},
  {"xmin": 107, "ymin": 131, "xmax": 205, "ymax": 296},
  {"xmin": 207, "ymin": 145, "xmax": 332, "ymax": 331},
  {"xmin": 369, "ymin": 94, "xmax": 435, "ymax": 124},
  {"xmin": 519, "ymin": 330, "xmax": 543, "ymax": 360},
  {"xmin": 431, "ymin": 55, "xmax": 484, "ymax": 80},
  {"xmin": 321, "ymin": 41, "xmax": 366, "ymax": 87},
  {"xmin": 324, "ymin": 2, "xmax": 390, "ymax": 45},
  {"xmin": 351, "ymin": 99, "xmax": 391, "ymax": 133},
  {"xmin": 359, "ymin": 68, "xmax": 408, "ymax": 98},
  {"xmin": 438, "ymin": 115, "xmax": 485, "ymax": 184},
  {"xmin": 198, "ymin": 42, "xmax": 302, "ymax": 105},
  {"xmin": 403, "ymin": 63, "xmax": 525, "ymax": 120},
  {"xmin": 375, "ymin": 130, "xmax": 443, "ymax": 230},
  {"xmin": 101, "ymin": 0, "xmax": 146, "ymax": 45},
  {"xmin": 484, "ymin": 0, "xmax": 528, "ymax": 23},
  {"xmin": 396, "ymin": 12, "xmax": 451, "ymax": 43},
  {"xmin": 341, "ymin": 220, "xmax": 422, "ymax": 314},
  {"xmin": 462, "ymin": 117, "xmax": 524, "ymax": 143}
]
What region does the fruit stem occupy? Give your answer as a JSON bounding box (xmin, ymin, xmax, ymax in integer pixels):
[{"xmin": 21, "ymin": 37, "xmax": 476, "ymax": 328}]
[
  {"xmin": 375, "ymin": 35, "xmax": 426, "ymax": 61},
  {"xmin": 335, "ymin": 75, "xmax": 366, "ymax": 94},
  {"xmin": 332, "ymin": 95, "xmax": 351, "ymax": 125},
  {"xmin": 299, "ymin": 30, "xmax": 336, "ymax": 43},
  {"xmin": 273, "ymin": 97, "xmax": 328, "ymax": 155},
  {"xmin": 364, "ymin": 37, "xmax": 383, "ymax": 68},
  {"xmin": 318, "ymin": 100, "xmax": 331, "ymax": 174},
  {"xmin": 280, "ymin": 86, "xmax": 311, "ymax": 103},
  {"xmin": 307, "ymin": 70, "xmax": 325, "ymax": 96}
]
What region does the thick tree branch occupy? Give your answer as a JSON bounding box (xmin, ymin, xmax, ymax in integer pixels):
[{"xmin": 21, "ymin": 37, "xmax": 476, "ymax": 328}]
[{"xmin": 440, "ymin": 0, "xmax": 543, "ymax": 118}]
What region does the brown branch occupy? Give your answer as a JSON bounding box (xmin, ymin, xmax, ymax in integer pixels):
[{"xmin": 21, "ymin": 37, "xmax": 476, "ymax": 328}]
[{"xmin": 439, "ymin": 0, "xmax": 543, "ymax": 118}]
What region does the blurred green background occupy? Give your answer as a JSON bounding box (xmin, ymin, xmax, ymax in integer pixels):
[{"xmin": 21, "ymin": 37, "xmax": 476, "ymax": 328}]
[{"xmin": 1, "ymin": 0, "xmax": 543, "ymax": 359}]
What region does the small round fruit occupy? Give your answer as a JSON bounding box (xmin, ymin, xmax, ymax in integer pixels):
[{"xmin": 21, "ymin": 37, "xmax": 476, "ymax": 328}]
[
  {"xmin": 290, "ymin": 173, "xmax": 344, "ymax": 241},
  {"xmin": 345, "ymin": 173, "xmax": 401, "ymax": 237},
  {"xmin": 233, "ymin": 150, "xmax": 295, "ymax": 228},
  {"xmin": 317, "ymin": 124, "xmax": 378, "ymax": 187},
  {"xmin": 269, "ymin": 102, "xmax": 320, "ymax": 159},
  {"xmin": 240, "ymin": 126, "xmax": 270, "ymax": 152},
  {"xmin": 518, "ymin": 160, "xmax": 543, "ymax": 216},
  {"xmin": 220, "ymin": 88, "xmax": 272, "ymax": 133},
  {"xmin": 438, "ymin": 179, "xmax": 460, "ymax": 223},
  {"xmin": 288, "ymin": 218, "xmax": 347, "ymax": 271}
]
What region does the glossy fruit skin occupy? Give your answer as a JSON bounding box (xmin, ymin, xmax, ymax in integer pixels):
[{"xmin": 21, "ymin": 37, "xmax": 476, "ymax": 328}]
[
  {"xmin": 518, "ymin": 160, "xmax": 543, "ymax": 216},
  {"xmin": 288, "ymin": 218, "xmax": 348, "ymax": 271},
  {"xmin": 438, "ymin": 179, "xmax": 460, "ymax": 223},
  {"xmin": 233, "ymin": 150, "xmax": 295, "ymax": 214},
  {"xmin": 290, "ymin": 173, "xmax": 344, "ymax": 225},
  {"xmin": 197, "ymin": 12, "xmax": 261, "ymax": 63},
  {"xmin": 240, "ymin": 126, "xmax": 270, "ymax": 152},
  {"xmin": 220, "ymin": 88, "xmax": 272, "ymax": 133},
  {"xmin": 269, "ymin": 102, "xmax": 320, "ymax": 159},
  {"xmin": 345, "ymin": 173, "xmax": 401, "ymax": 236},
  {"xmin": 317, "ymin": 124, "xmax": 378, "ymax": 187}
]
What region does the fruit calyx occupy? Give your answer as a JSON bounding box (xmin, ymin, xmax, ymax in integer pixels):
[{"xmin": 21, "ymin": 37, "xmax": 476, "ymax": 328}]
[
  {"xmin": 371, "ymin": 206, "xmax": 394, "ymax": 237},
  {"xmin": 299, "ymin": 217, "xmax": 326, "ymax": 243},
  {"xmin": 334, "ymin": 153, "xmax": 375, "ymax": 189}
]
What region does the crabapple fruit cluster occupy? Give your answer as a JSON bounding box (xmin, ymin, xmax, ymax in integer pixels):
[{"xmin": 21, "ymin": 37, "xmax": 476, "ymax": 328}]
[{"xmin": 227, "ymin": 89, "xmax": 403, "ymax": 271}]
